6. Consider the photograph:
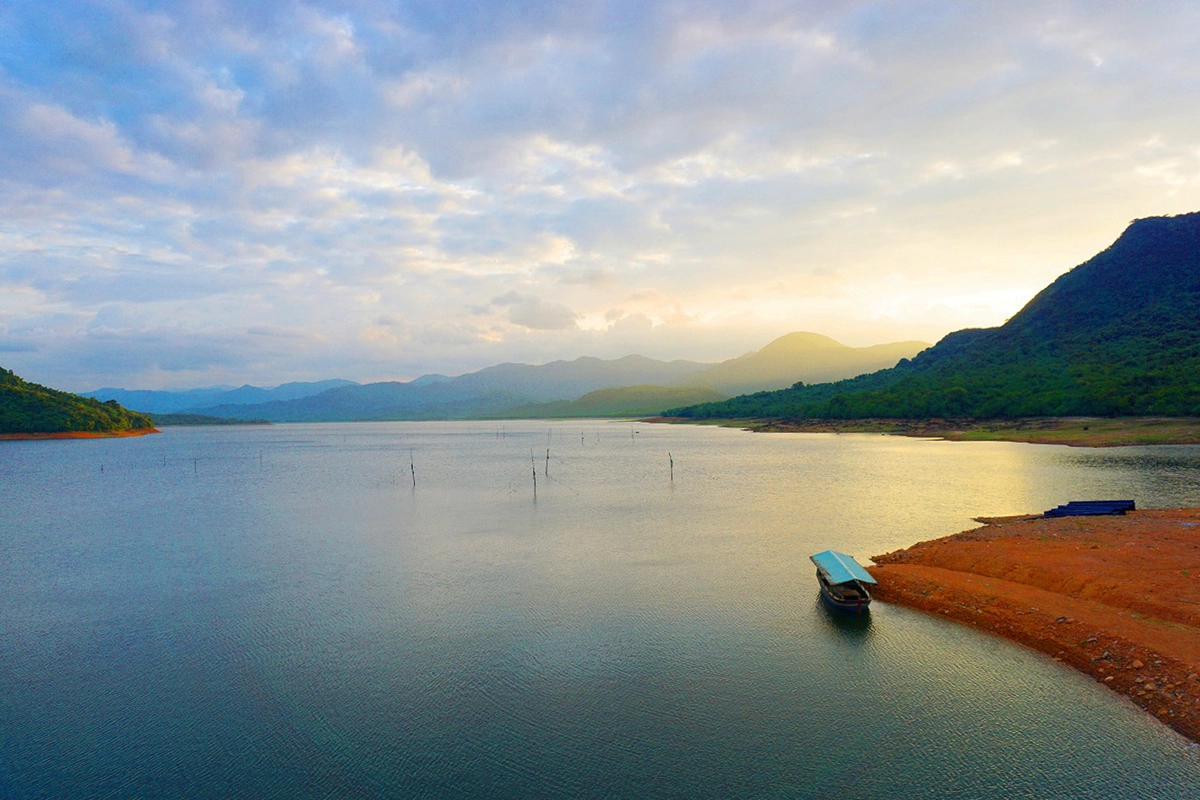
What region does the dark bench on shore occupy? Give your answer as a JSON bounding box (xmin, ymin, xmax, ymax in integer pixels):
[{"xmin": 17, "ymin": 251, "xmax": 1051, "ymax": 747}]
[{"xmin": 1043, "ymin": 500, "xmax": 1136, "ymax": 518}]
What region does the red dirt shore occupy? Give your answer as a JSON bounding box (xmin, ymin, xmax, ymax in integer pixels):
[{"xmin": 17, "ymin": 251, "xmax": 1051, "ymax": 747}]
[
  {"xmin": 869, "ymin": 509, "xmax": 1200, "ymax": 743},
  {"xmin": 0, "ymin": 428, "xmax": 159, "ymax": 441}
]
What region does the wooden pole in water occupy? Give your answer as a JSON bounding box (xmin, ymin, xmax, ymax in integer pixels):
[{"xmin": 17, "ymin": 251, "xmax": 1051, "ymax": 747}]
[
  {"xmin": 545, "ymin": 448, "xmax": 550, "ymax": 477},
  {"xmin": 531, "ymin": 448, "xmax": 537, "ymax": 498},
  {"xmin": 410, "ymin": 448, "xmax": 416, "ymax": 488},
  {"xmin": 669, "ymin": 452, "xmax": 673, "ymax": 482}
]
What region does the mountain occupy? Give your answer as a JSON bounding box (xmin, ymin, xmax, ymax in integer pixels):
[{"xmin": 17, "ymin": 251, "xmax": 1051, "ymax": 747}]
[
  {"xmin": 500, "ymin": 385, "xmax": 728, "ymax": 419},
  {"xmin": 192, "ymin": 355, "xmax": 712, "ymax": 421},
  {"xmin": 85, "ymin": 331, "xmax": 931, "ymax": 424},
  {"xmin": 84, "ymin": 379, "xmax": 359, "ymax": 414},
  {"xmin": 671, "ymin": 211, "xmax": 1200, "ymax": 421},
  {"xmin": 141, "ymin": 333, "xmax": 930, "ymax": 423},
  {"xmin": 1, "ymin": 367, "xmax": 156, "ymax": 434},
  {"xmin": 676, "ymin": 332, "xmax": 929, "ymax": 395},
  {"xmin": 83, "ymin": 386, "xmax": 233, "ymax": 414}
]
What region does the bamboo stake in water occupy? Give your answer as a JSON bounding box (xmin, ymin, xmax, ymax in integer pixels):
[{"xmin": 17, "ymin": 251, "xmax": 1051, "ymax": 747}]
[
  {"xmin": 545, "ymin": 448, "xmax": 550, "ymax": 477},
  {"xmin": 410, "ymin": 448, "xmax": 416, "ymax": 488},
  {"xmin": 669, "ymin": 452, "xmax": 674, "ymax": 482},
  {"xmin": 531, "ymin": 449, "xmax": 537, "ymax": 498}
]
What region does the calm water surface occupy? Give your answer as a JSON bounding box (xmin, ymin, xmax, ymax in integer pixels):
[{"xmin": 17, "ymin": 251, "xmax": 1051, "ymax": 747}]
[{"xmin": 3, "ymin": 421, "xmax": 1200, "ymax": 798}]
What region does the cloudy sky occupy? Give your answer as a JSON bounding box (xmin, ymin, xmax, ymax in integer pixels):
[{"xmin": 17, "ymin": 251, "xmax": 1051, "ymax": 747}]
[{"xmin": 3, "ymin": 1, "xmax": 1200, "ymax": 390}]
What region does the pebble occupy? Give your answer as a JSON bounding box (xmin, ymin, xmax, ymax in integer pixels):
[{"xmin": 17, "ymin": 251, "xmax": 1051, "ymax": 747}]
[
  {"xmin": 1104, "ymin": 675, "xmax": 1115, "ymax": 682},
  {"xmin": 1132, "ymin": 659, "xmax": 1145, "ymax": 669}
]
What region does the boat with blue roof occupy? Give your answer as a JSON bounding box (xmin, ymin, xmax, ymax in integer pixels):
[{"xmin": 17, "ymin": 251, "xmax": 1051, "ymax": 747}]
[{"xmin": 810, "ymin": 550, "xmax": 877, "ymax": 614}]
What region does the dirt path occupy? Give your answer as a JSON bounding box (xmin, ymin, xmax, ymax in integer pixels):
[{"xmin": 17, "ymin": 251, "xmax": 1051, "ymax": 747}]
[{"xmin": 869, "ymin": 509, "xmax": 1200, "ymax": 743}]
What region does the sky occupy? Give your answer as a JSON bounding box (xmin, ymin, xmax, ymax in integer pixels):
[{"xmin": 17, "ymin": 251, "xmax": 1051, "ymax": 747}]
[{"xmin": 3, "ymin": 1, "xmax": 1200, "ymax": 391}]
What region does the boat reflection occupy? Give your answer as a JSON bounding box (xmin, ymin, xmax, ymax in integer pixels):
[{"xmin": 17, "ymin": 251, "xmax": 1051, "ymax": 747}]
[{"xmin": 813, "ymin": 593, "xmax": 874, "ymax": 640}]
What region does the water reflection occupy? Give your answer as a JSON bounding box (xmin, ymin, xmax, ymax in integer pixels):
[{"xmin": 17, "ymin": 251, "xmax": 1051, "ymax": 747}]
[{"xmin": 813, "ymin": 593, "xmax": 875, "ymax": 641}]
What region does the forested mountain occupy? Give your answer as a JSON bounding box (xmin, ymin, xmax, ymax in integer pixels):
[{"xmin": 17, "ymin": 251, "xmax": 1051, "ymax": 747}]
[
  {"xmin": 1, "ymin": 368, "xmax": 156, "ymax": 434},
  {"xmin": 671, "ymin": 211, "xmax": 1200, "ymax": 420}
]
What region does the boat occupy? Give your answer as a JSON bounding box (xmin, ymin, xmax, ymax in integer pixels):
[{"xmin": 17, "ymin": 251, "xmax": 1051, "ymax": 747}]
[
  {"xmin": 1043, "ymin": 499, "xmax": 1135, "ymax": 517},
  {"xmin": 810, "ymin": 550, "xmax": 877, "ymax": 614}
]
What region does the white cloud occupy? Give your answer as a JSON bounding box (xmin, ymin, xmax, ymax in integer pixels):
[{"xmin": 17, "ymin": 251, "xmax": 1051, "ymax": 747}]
[
  {"xmin": 3, "ymin": 1, "xmax": 1200, "ymax": 389},
  {"xmin": 491, "ymin": 292, "xmax": 580, "ymax": 331}
]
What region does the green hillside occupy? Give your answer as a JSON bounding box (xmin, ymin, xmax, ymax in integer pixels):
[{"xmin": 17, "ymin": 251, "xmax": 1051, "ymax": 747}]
[
  {"xmin": 501, "ymin": 385, "xmax": 727, "ymax": 418},
  {"xmin": 0, "ymin": 368, "xmax": 156, "ymax": 434},
  {"xmin": 670, "ymin": 211, "xmax": 1200, "ymax": 421}
]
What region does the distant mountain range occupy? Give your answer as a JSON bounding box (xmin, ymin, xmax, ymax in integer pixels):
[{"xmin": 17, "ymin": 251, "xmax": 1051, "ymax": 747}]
[
  {"xmin": 672, "ymin": 211, "xmax": 1200, "ymax": 420},
  {"xmin": 501, "ymin": 385, "xmax": 729, "ymax": 419},
  {"xmin": 677, "ymin": 332, "xmax": 931, "ymax": 396},
  {"xmin": 85, "ymin": 379, "xmax": 359, "ymax": 414},
  {"xmin": 88, "ymin": 333, "xmax": 928, "ymax": 422},
  {"xmin": 24, "ymin": 209, "xmax": 1200, "ymax": 430}
]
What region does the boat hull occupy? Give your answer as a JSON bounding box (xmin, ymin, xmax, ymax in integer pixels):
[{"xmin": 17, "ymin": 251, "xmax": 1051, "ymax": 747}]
[{"xmin": 817, "ymin": 574, "xmax": 872, "ymax": 614}]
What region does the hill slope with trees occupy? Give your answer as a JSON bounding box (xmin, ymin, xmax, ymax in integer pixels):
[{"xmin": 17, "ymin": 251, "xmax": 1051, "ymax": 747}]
[
  {"xmin": 1, "ymin": 368, "xmax": 156, "ymax": 434},
  {"xmin": 670, "ymin": 211, "xmax": 1200, "ymax": 421}
]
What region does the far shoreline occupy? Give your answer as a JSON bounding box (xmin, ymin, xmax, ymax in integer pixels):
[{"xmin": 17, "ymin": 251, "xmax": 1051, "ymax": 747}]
[
  {"xmin": 646, "ymin": 415, "xmax": 1200, "ymax": 447},
  {"xmin": 0, "ymin": 428, "xmax": 160, "ymax": 441}
]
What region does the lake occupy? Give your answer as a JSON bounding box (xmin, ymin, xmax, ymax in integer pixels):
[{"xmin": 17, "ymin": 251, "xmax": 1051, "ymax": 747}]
[{"xmin": 3, "ymin": 420, "xmax": 1200, "ymax": 798}]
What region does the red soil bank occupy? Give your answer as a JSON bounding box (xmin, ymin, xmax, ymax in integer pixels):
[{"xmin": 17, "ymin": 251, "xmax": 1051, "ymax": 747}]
[
  {"xmin": 0, "ymin": 429, "xmax": 159, "ymax": 441},
  {"xmin": 870, "ymin": 509, "xmax": 1200, "ymax": 743}
]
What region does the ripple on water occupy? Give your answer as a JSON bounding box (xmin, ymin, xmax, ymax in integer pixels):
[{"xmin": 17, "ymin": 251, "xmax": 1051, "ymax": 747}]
[{"xmin": 2, "ymin": 422, "xmax": 1200, "ymax": 798}]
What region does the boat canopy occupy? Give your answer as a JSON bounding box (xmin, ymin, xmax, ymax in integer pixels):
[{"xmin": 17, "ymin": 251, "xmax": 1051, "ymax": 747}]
[{"xmin": 810, "ymin": 550, "xmax": 877, "ymax": 586}]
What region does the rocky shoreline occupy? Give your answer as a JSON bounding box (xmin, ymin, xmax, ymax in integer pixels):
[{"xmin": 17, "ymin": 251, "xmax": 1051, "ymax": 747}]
[{"xmin": 869, "ymin": 510, "xmax": 1200, "ymax": 744}]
